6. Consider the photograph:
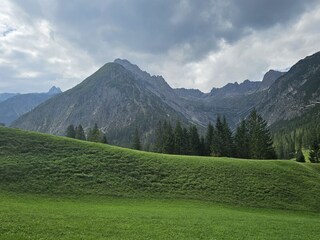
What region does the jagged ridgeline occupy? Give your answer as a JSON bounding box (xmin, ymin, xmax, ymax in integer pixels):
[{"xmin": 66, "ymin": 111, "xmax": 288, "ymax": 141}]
[
  {"xmin": 11, "ymin": 51, "xmax": 320, "ymax": 149},
  {"xmin": 10, "ymin": 60, "xmax": 283, "ymax": 147}
]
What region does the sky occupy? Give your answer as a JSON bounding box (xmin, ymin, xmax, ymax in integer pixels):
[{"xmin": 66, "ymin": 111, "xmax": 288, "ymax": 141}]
[{"xmin": 1, "ymin": 0, "xmax": 320, "ymax": 93}]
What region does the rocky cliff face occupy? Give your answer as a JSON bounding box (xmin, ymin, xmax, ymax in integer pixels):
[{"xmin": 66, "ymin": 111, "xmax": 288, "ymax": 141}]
[{"xmin": 258, "ymin": 51, "xmax": 320, "ymax": 125}]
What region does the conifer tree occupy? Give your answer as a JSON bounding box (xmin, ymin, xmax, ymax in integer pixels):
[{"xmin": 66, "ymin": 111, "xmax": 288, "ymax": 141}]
[
  {"xmin": 66, "ymin": 124, "xmax": 76, "ymax": 138},
  {"xmin": 132, "ymin": 128, "xmax": 141, "ymax": 150},
  {"xmin": 222, "ymin": 117, "xmax": 234, "ymax": 157},
  {"xmin": 296, "ymin": 149, "xmax": 305, "ymax": 162},
  {"xmin": 75, "ymin": 125, "xmax": 86, "ymax": 140},
  {"xmin": 205, "ymin": 122, "xmax": 214, "ymax": 156},
  {"xmin": 102, "ymin": 134, "xmax": 108, "ymax": 144},
  {"xmin": 174, "ymin": 120, "xmax": 183, "ymax": 154},
  {"xmin": 189, "ymin": 125, "xmax": 201, "ymax": 155},
  {"xmin": 212, "ymin": 116, "xmax": 233, "ymax": 157},
  {"xmin": 181, "ymin": 127, "xmax": 189, "ymax": 155},
  {"xmin": 155, "ymin": 121, "xmax": 164, "ymax": 152},
  {"xmin": 247, "ymin": 110, "xmax": 276, "ymax": 159},
  {"xmin": 163, "ymin": 121, "xmax": 174, "ymax": 154},
  {"xmin": 212, "ymin": 116, "xmax": 223, "ymax": 156},
  {"xmin": 87, "ymin": 123, "xmax": 105, "ymax": 143},
  {"xmin": 199, "ymin": 136, "xmax": 206, "ymax": 156},
  {"xmin": 234, "ymin": 119, "xmax": 250, "ymax": 158},
  {"xmin": 309, "ymin": 140, "xmax": 319, "ymax": 163}
]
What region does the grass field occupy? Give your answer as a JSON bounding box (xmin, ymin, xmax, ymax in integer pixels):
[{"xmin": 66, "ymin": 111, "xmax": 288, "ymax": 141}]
[
  {"xmin": 1, "ymin": 192, "xmax": 320, "ymax": 240},
  {"xmin": 1, "ymin": 127, "xmax": 320, "ymax": 239}
]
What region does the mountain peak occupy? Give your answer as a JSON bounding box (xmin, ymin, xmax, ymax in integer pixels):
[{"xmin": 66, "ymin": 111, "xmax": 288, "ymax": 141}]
[
  {"xmin": 47, "ymin": 86, "xmax": 62, "ymax": 95},
  {"xmin": 114, "ymin": 58, "xmax": 132, "ymax": 65},
  {"xmin": 261, "ymin": 70, "xmax": 286, "ymax": 89}
]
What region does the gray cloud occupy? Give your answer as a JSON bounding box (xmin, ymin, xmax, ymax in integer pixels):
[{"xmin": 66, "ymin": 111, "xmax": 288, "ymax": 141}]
[{"xmin": 1, "ymin": 0, "xmax": 320, "ymax": 93}]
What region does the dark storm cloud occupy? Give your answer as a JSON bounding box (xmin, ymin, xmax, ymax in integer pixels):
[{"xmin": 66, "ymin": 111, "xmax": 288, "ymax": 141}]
[
  {"xmin": 2, "ymin": 0, "xmax": 320, "ymax": 93},
  {"xmin": 12, "ymin": 0, "xmax": 317, "ymax": 60}
]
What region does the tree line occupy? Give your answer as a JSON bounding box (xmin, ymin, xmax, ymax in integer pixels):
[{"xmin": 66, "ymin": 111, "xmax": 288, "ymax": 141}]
[
  {"xmin": 272, "ymin": 105, "xmax": 320, "ymax": 162},
  {"xmin": 65, "ymin": 123, "xmax": 108, "ymax": 143},
  {"xmin": 154, "ymin": 110, "xmax": 276, "ymax": 159}
]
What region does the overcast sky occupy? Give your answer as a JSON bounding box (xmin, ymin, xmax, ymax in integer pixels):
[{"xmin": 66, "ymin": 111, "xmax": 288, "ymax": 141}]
[{"xmin": 1, "ymin": 0, "xmax": 320, "ymax": 93}]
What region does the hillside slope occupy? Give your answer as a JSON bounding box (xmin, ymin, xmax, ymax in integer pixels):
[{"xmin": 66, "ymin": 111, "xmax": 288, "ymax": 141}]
[
  {"xmin": 258, "ymin": 51, "xmax": 320, "ymax": 124},
  {"xmin": 1, "ymin": 127, "xmax": 320, "ymax": 211}
]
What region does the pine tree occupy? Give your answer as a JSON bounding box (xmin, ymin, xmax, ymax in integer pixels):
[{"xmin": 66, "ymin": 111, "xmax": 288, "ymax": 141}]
[
  {"xmin": 212, "ymin": 116, "xmax": 224, "ymax": 156},
  {"xmin": 309, "ymin": 140, "xmax": 319, "ymax": 163},
  {"xmin": 205, "ymin": 122, "xmax": 214, "ymax": 156},
  {"xmin": 66, "ymin": 124, "xmax": 76, "ymax": 138},
  {"xmin": 162, "ymin": 121, "xmax": 174, "ymax": 154},
  {"xmin": 247, "ymin": 110, "xmax": 276, "ymax": 159},
  {"xmin": 174, "ymin": 120, "xmax": 183, "ymax": 154},
  {"xmin": 102, "ymin": 135, "xmax": 108, "ymax": 144},
  {"xmin": 212, "ymin": 116, "xmax": 233, "ymax": 157},
  {"xmin": 181, "ymin": 127, "xmax": 189, "ymax": 155},
  {"xmin": 296, "ymin": 149, "xmax": 305, "ymax": 162},
  {"xmin": 222, "ymin": 117, "xmax": 234, "ymax": 157},
  {"xmin": 234, "ymin": 119, "xmax": 250, "ymax": 158},
  {"xmin": 87, "ymin": 123, "xmax": 105, "ymax": 143},
  {"xmin": 199, "ymin": 136, "xmax": 206, "ymax": 156},
  {"xmin": 155, "ymin": 121, "xmax": 164, "ymax": 152},
  {"xmin": 75, "ymin": 125, "xmax": 86, "ymax": 140},
  {"xmin": 189, "ymin": 125, "xmax": 200, "ymax": 155},
  {"xmin": 132, "ymin": 128, "xmax": 141, "ymax": 150}
]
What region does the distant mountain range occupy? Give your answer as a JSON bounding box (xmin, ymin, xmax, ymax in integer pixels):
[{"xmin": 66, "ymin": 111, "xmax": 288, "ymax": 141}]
[
  {"xmin": 0, "ymin": 87, "xmax": 61, "ymax": 125},
  {"xmin": 10, "ymin": 51, "xmax": 320, "ymax": 147},
  {"xmin": 0, "ymin": 93, "xmax": 20, "ymax": 103}
]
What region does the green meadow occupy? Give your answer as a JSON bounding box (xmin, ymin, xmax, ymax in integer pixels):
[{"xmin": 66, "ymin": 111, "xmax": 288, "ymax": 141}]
[{"xmin": 1, "ymin": 127, "xmax": 320, "ymax": 239}]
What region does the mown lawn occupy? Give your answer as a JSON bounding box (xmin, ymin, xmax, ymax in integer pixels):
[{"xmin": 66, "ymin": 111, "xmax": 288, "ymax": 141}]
[{"xmin": 1, "ymin": 192, "xmax": 320, "ymax": 240}]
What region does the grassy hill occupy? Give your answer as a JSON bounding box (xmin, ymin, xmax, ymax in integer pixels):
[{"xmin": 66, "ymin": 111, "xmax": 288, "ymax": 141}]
[{"xmin": 1, "ymin": 126, "xmax": 320, "ymax": 212}]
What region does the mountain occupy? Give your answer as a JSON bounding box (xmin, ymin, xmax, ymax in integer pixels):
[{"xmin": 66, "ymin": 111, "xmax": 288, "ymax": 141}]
[
  {"xmin": 260, "ymin": 70, "xmax": 286, "ymax": 90},
  {"xmin": 209, "ymin": 70, "xmax": 285, "ymax": 98},
  {"xmin": 11, "ymin": 63, "xmax": 191, "ymax": 147},
  {"xmin": 258, "ymin": 51, "xmax": 320, "ymax": 125},
  {"xmin": 0, "ymin": 87, "xmax": 61, "ymax": 125},
  {"xmin": 11, "ymin": 52, "xmax": 318, "ymax": 147},
  {"xmin": 0, "ymin": 93, "xmax": 19, "ymax": 103}
]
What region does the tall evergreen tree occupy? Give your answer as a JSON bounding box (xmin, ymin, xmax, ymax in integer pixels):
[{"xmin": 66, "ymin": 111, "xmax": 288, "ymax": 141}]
[
  {"xmin": 162, "ymin": 121, "xmax": 174, "ymax": 154},
  {"xmin": 205, "ymin": 122, "xmax": 214, "ymax": 156},
  {"xmin": 247, "ymin": 110, "xmax": 276, "ymax": 159},
  {"xmin": 101, "ymin": 134, "xmax": 108, "ymax": 144},
  {"xmin": 87, "ymin": 123, "xmax": 106, "ymax": 143},
  {"xmin": 181, "ymin": 127, "xmax": 189, "ymax": 155},
  {"xmin": 189, "ymin": 125, "xmax": 201, "ymax": 155},
  {"xmin": 309, "ymin": 140, "xmax": 319, "ymax": 163},
  {"xmin": 155, "ymin": 120, "xmax": 164, "ymax": 152},
  {"xmin": 199, "ymin": 136, "xmax": 206, "ymax": 156},
  {"xmin": 212, "ymin": 116, "xmax": 233, "ymax": 157},
  {"xmin": 66, "ymin": 124, "xmax": 76, "ymax": 138},
  {"xmin": 234, "ymin": 119, "xmax": 250, "ymax": 158},
  {"xmin": 75, "ymin": 124, "xmax": 86, "ymax": 140},
  {"xmin": 212, "ymin": 116, "xmax": 224, "ymax": 156},
  {"xmin": 222, "ymin": 117, "xmax": 234, "ymax": 157},
  {"xmin": 132, "ymin": 128, "xmax": 141, "ymax": 150},
  {"xmin": 174, "ymin": 120, "xmax": 183, "ymax": 154},
  {"xmin": 296, "ymin": 148, "xmax": 305, "ymax": 162}
]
